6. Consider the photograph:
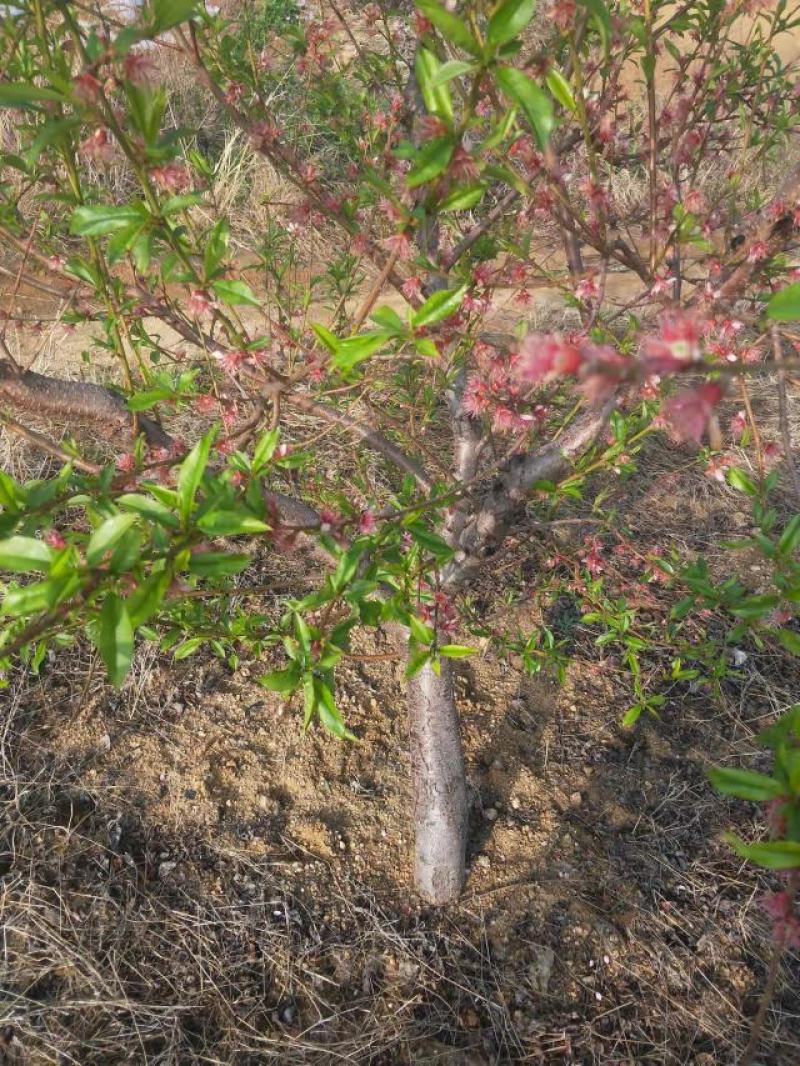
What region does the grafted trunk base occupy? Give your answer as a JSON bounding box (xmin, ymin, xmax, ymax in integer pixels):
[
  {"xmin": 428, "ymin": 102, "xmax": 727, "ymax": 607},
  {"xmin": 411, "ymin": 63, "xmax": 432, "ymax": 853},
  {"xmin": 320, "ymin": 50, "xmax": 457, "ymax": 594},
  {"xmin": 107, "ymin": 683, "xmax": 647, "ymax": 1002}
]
[{"xmin": 407, "ymin": 656, "xmax": 468, "ymax": 904}]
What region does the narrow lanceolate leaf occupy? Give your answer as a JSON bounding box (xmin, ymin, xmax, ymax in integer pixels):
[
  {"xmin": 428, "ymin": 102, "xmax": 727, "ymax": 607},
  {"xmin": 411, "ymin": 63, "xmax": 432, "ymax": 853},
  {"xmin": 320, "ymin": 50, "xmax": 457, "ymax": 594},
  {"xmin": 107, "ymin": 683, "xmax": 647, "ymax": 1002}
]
[
  {"xmin": 197, "ymin": 510, "xmax": 270, "ymax": 536},
  {"xmin": 488, "ymin": 0, "xmax": 537, "ymax": 48},
  {"xmin": 545, "ymin": 68, "xmax": 577, "ymax": 113},
  {"xmin": 412, "ymin": 284, "xmax": 467, "ymax": 328},
  {"xmin": 211, "ymin": 278, "xmax": 261, "ymax": 307},
  {"xmin": 766, "ymin": 283, "xmax": 800, "ymax": 321},
  {"xmin": 94, "ymin": 593, "xmax": 134, "ymax": 688},
  {"xmin": 708, "ymin": 766, "xmax": 785, "ymax": 802},
  {"xmin": 86, "ymin": 514, "xmax": 137, "ymax": 565},
  {"xmin": 177, "ymin": 427, "xmax": 216, "ymax": 527},
  {"xmin": 495, "ymin": 65, "xmax": 555, "ymax": 148},
  {"xmin": 406, "ymin": 135, "xmax": 457, "ymax": 189},
  {"xmin": 724, "ymin": 834, "xmax": 800, "ymax": 870},
  {"xmin": 415, "ymin": 1, "xmax": 482, "ymax": 55},
  {"xmin": 0, "ymin": 83, "xmax": 66, "ymax": 108},
  {"xmin": 776, "ymin": 628, "xmax": 800, "ymax": 656},
  {"xmin": 70, "ymin": 204, "xmax": 149, "ymax": 237},
  {"xmin": 0, "ymin": 536, "xmax": 55, "ymax": 573},
  {"xmin": 578, "ymin": 0, "xmax": 612, "ymax": 54}
]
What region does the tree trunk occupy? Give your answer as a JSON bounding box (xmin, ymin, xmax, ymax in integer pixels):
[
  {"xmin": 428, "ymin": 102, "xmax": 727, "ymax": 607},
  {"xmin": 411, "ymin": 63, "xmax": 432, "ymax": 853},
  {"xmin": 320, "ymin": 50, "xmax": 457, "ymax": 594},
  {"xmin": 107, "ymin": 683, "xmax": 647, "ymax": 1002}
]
[{"xmin": 407, "ymin": 654, "xmax": 468, "ymax": 904}]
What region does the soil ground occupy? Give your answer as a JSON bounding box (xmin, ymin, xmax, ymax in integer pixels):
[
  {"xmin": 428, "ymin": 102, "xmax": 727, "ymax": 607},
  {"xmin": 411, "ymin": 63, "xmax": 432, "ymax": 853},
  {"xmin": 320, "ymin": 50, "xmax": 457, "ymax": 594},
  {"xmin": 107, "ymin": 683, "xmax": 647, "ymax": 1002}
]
[{"xmin": 1, "ymin": 272, "xmax": 800, "ymax": 1065}]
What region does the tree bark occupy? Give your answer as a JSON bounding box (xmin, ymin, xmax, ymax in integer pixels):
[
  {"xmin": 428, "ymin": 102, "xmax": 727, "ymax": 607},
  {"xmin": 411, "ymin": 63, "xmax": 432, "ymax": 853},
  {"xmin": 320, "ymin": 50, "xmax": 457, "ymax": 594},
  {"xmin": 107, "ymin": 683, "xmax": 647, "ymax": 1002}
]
[{"xmin": 407, "ymin": 653, "xmax": 468, "ymax": 905}]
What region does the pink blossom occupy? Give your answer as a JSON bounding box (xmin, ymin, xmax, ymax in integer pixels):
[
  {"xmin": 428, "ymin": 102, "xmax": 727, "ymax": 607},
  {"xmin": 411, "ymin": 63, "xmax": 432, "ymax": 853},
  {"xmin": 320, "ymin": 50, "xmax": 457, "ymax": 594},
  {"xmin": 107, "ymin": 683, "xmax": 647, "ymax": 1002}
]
[
  {"xmin": 761, "ymin": 890, "xmax": 800, "ymax": 949},
  {"xmin": 575, "ymin": 275, "xmax": 599, "ymax": 303},
  {"xmin": 73, "ymin": 72, "xmax": 101, "ymax": 105},
  {"xmin": 704, "ymin": 454, "xmax": 733, "ymax": 482},
  {"xmin": 747, "ymin": 240, "xmax": 769, "ymax": 263},
  {"xmin": 662, "ymin": 382, "xmax": 723, "ymax": 444},
  {"xmin": 116, "ymin": 452, "xmax": 135, "ymax": 474},
  {"xmin": 225, "ymin": 83, "xmax": 246, "ymax": 105},
  {"xmin": 250, "ymin": 121, "xmax": 280, "ymax": 151},
  {"xmin": 764, "ymin": 441, "xmax": 783, "ymax": 467},
  {"xmin": 79, "ymin": 128, "xmax": 114, "ymax": 165},
  {"xmin": 194, "ymin": 394, "xmax": 219, "ymax": 415},
  {"xmin": 300, "ymin": 162, "xmax": 318, "ymax": 185},
  {"xmin": 516, "ymin": 334, "xmax": 582, "ymax": 383},
  {"xmin": 650, "ymin": 273, "xmax": 675, "ymax": 297},
  {"xmin": 150, "ymin": 162, "xmax": 191, "ymax": 193},
  {"xmin": 401, "ymin": 276, "xmax": 422, "ymax": 301},
  {"xmin": 188, "ymin": 290, "xmax": 215, "ymax": 317},
  {"xmin": 729, "ymin": 410, "xmax": 747, "ymax": 438},
  {"xmin": 358, "ymin": 510, "xmax": 377, "ymax": 535},
  {"xmin": 44, "ymin": 529, "xmax": 66, "ymax": 549},
  {"xmin": 124, "ymin": 51, "xmax": 159, "ymax": 87},
  {"xmin": 383, "ymin": 232, "xmax": 413, "ymax": 260},
  {"xmin": 417, "ymin": 115, "xmax": 449, "ymax": 140},
  {"xmin": 214, "ymin": 349, "xmax": 249, "ymax": 376},
  {"xmin": 450, "ymin": 146, "xmax": 479, "ymax": 181},
  {"xmin": 549, "ymin": 0, "xmax": 577, "ymax": 30},
  {"xmin": 492, "ymin": 406, "xmax": 519, "ymax": 434}
]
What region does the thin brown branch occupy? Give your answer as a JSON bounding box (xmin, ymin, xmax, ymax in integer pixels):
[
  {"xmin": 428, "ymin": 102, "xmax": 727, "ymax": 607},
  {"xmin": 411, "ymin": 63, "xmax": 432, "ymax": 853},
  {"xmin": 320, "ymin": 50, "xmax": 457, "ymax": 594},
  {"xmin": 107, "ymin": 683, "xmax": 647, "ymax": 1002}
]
[{"xmin": 0, "ymin": 410, "xmax": 103, "ymax": 475}]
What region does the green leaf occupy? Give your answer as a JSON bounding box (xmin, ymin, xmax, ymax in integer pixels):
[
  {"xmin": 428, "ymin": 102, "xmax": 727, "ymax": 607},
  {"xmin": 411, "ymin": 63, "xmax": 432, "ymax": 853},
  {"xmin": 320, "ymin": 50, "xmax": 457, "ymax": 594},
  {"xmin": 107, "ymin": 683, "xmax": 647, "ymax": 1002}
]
[
  {"xmin": 778, "ymin": 515, "xmax": 800, "ymax": 556},
  {"xmin": 331, "ymin": 331, "xmax": 390, "ymax": 372},
  {"xmin": 0, "ymin": 536, "xmax": 54, "ymax": 573},
  {"xmin": 173, "ymin": 637, "xmax": 204, "ymax": 660},
  {"xmin": 415, "ymin": 1, "xmax": 482, "ymax": 55},
  {"xmin": 415, "ymin": 338, "xmax": 440, "ymax": 358},
  {"xmin": 545, "ymin": 68, "xmax": 577, "ymax": 113},
  {"xmin": 127, "ymin": 386, "xmax": 175, "ymax": 412},
  {"xmin": 86, "ymin": 513, "xmax": 137, "ymax": 565},
  {"xmin": 312, "ymin": 323, "xmax": 340, "ymax": 354},
  {"xmin": 409, "ymin": 615, "xmax": 434, "ymax": 645},
  {"xmin": 2, "ymin": 579, "xmax": 61, "ymax": 618},
  {"xmin": 406, "ymin": 134, "xmax": 457, "ymax": 189},
  {"xmin": 259, "ymin": 666, "xmax": 301, "ymax": 694},
  {"xmin": 151, "ymin": 0, "xmax": 198, "ymax": 34},
  {"xmin": 70, "ymin": 203, "xmax": 148, "ymax": 237},
  {"xmin": 429, "ymin": 59, "xmax": 477, "ymax": 87},
  {"xmin": 622, "ymin": 704, "xmax": 643, "ymax": 728},
  {"xmin": 0, "ymin": 83, "xmax": 66, "ymax": 109},
  {"xmin": 186, "ymin": 551, "xmax": 250, "ymax": 577},
  {"xmin": 708, "ymin": 766, "xmax": 785, "ymax": 802},
  {"xmin": 126, "ymin": 571, "xmax": 171, "ymax": 627},
  {"xmin": 578, "ymin": 0, "xmax": 612, "ymax": 54},
  {"xmin": 117, "ymin": 493, "xmax": 180, "ymax": 528},
  {"xmin": 412, "ymin": 284, "xmax": 467, "ymax": 328},
  {"xmin": 197, "ymin": 509, "xmax": 270, "ymax": 536},
  {"xmin": 94, "ymin": 593, "xmax": 134, "ymax": 688},
  {"xmin": 204, "ymin": 218, "xmax": 230, "ymax": 280},
  {"xmin": 766, "ymin": 283, "xmax": 800, "ymax": 321},
  {"xmin": 776, "ymin": 628, "xmax": 800, "ymax": 656},
  {"xmin": 161, "ymin": 192, "xmax": 203, "ymax": 215},
  {"xmin": 370, "ymin": 306, "xmax": 407, "ymax": 334},
  {"xmin": 315, "ymin": 678, "xmax": 354, "ymax": 739},
  {"xmin": 438, "ymin": 644, "xmax": 474, "ymax": 658},
  {"xmin": 727, "ymin": 467, "xmax": 758, "ymax": 496},
  {"xmin": 724, "ymin": 834, "xmax": 800, "ymax": 870},
  {"xmin": 495, "ymin": 65, "xmax": 555, "ymax": 148},
  {"xmin": 415, "ymin": 48, "xmax": 454, "ymax": 121},
  {"xmin": 211, "ymin": 279, "xmax": 261, "ymax": 307},
  {"xmin": 488, "ymin": 0, "xmax": 536, "ymax": 48},
  {"xmin": 439, "ymin": 182, "xmax": 486, "ymax": 211},
  {"xmin": 405, "ymin": 523, "xmax": 454, "ymax": 560},
  {"xmin": 405, "ymin": 647, "xmax": 432, "ymax": 678},
  {"xmin": 177, "ymin": 427, "xmax": 216, "ymax": 527}
]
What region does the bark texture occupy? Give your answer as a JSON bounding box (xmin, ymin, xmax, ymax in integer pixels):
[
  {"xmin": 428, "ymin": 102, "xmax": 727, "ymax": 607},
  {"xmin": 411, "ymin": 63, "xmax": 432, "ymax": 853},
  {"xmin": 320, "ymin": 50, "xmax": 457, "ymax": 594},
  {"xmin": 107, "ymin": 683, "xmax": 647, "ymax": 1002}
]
[{"xmin": 407, "ymin": 654, "xmax": 468, "ymax": 905}]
